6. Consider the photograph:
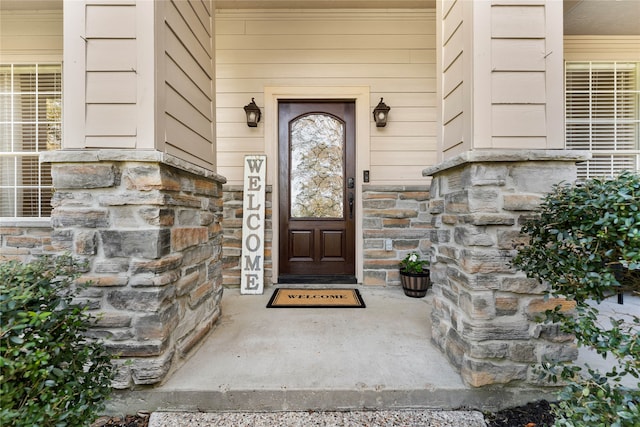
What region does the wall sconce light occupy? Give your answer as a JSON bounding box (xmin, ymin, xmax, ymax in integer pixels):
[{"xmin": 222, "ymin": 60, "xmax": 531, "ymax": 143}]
[
  {"xmin": 244, "ymin": 98, "xmax": 261, "ymax": 127},
  {"xmin": 373, "ymin": 98, "xmax": 390, "ymax": 127}
]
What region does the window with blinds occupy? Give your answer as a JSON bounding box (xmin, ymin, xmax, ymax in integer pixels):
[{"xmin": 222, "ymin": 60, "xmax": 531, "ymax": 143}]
[
  {"xmin": 565, "ymin": 62, "xmax": 640, "ymax": 180},
  {"xmin": 0, "ymin": 64, "xmax": 61, "ymax": 218}
]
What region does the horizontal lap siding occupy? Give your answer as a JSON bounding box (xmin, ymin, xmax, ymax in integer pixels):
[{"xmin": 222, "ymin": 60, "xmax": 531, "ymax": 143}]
[
  {"xmin": 564, "ymin": 36, "xmax": 640, "ymax": 61},
  {"xmin": 163, "ymin": 0, "xmax": 215, "ymax": 170},
  {"xmin": 216, "ymin": 10, "xmax": 437, "ymax": 185},
  {"xmin": 0, "ymin": 10, "xmax": 62, "ymax": 62},
  {"xmin": 441, "ymin": 0, "xmax": 467, "ymax": 157}
]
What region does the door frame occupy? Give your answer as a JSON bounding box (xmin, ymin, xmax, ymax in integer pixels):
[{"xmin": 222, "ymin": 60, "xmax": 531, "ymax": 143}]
[{"xmin": 265, "ymin": 86, "xmax": 371, "ymax": 284}]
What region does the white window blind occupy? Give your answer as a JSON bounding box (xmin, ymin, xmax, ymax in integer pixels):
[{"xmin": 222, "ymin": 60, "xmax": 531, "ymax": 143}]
[
  {"xmin": 565, "ymin": 62, "xmax": 640, "ymax": 179},
  {"xmin": 0, "ymin": 64, "xmax": 61, "ymax": 218}
]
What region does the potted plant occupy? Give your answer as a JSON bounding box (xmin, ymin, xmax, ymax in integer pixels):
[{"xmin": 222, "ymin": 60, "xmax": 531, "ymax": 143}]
[{"xmin": 399, "ymin": 251, "xmax": 431, "ymax": 298}]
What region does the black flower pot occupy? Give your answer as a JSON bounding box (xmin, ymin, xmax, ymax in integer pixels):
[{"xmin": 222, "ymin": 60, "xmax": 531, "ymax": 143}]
[{"xmin": 400, "ymin": 269, "xmax": 431, "ymax": 298}]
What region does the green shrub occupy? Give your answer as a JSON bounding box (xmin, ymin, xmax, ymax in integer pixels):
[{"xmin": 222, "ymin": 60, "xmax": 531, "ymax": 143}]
[
  {"xmin": 512, "ymin": 171, "xmax": 640, "ymax": 427},
  {"xmin": 0, "ymin": 255, "xmax": 113, "ymax": 427}
]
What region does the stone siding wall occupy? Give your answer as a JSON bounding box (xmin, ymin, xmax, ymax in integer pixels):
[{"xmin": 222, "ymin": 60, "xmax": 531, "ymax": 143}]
[
  {"xmin": 362, "ymin": 185, "xmax": 432, "ymax": 286},
  {"xmin": 426, "ymin": 153, "xmax": 585, "ymax": 387},
  {"xmin": 0, "ymin": 222, "xmax": 54, "ymax": 262},
  {"xmin": 44, "ymin": 151, "xmax": 225, "ymax": 388},
  {"xmin": 222, "ymin": 185, "xmax": 273, "ymax": 287}
]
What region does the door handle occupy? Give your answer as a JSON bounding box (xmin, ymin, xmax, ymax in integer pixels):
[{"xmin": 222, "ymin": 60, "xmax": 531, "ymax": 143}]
[{"xmin": 348, "ymin": 194, "xmax": 354, "ymax": 219}]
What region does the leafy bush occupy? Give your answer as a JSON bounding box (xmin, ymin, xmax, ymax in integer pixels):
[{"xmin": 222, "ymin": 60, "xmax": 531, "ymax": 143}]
[
  {"xmin": 0, "ymin": 255, "xmax": 113, "ymax": 427},
  {"xmin": 512, "ymin": 171, "xmax": 640, "ymax": 427}
]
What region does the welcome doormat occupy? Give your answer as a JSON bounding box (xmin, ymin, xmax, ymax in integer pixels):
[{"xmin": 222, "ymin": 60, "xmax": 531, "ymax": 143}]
[{"xmin": 266, "ymin": 288, "xmax": 366, "ymax": 308}]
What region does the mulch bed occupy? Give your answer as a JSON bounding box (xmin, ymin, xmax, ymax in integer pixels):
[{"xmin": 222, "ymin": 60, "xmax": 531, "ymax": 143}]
[
  {"xmin": 91, "ymin": 413, "xmax": 149, "ymax": 427},
  {"xmin": 94, "ymin": 400, "xmax": 555, "ymax": 427},
  {"xmin": 484, "ymin": 400, "xmax": 555, "ymax": 427}
]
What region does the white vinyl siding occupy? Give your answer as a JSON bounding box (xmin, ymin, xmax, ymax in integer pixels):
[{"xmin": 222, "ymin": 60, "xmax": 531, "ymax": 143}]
[
  {"xmin": 0, "ymin": 64, "xmax": 61, "ymax": 218},
  {"xmin": 565, "ymin": 62, "xmax": 640, "ymax": 179},
  {"xmin": 216, "ymin": 9, "xmax": 436, "ymax": 185}
]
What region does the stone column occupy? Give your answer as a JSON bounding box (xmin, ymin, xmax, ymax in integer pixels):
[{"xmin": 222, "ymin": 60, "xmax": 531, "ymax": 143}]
[
  {"xmin": 42, "ymin": 150, "xmax": 226, "ymax": 388},
  {"xmin": 424, "ymin": 150, "xmax": 587, "ymax": 387}
]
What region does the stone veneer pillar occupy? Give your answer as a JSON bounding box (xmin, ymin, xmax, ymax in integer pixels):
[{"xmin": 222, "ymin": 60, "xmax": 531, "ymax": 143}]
[
  {"xmin": 42, "ymin": 150, "xmax": 226, "ymax": 388},
  {"xmin": 423, "ymin": 150, "xmax": 588, "ymax": 387}
]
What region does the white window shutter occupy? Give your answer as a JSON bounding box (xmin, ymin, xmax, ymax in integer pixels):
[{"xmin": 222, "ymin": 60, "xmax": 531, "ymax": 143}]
[{"xmin": 565, "ymin": 62, "xmax": 640, "ymax": 179}]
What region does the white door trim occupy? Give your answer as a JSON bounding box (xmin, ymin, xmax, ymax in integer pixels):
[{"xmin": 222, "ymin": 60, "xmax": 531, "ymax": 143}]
[{"xmin": 264, "ymin": 86, "xmax": 371, "ymax": 283}]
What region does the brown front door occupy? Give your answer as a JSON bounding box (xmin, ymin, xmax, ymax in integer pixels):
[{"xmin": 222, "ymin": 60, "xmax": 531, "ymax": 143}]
[{"xmin": 278, "ymin": 101, "xmax": 356, "ymax": 284}]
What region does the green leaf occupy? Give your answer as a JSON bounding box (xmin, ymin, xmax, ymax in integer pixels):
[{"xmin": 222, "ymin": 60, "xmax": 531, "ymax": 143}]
[
  {"xmin": 9, "ymin": 336, "xmax": 24, "ymax": 345},
  {"xmin": 617, "ymin": 411, "xmax": 634, "ymax": 420}
]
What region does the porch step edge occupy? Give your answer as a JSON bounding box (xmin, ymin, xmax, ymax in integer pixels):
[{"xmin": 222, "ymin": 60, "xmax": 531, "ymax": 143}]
[{"xmin": 106, "ymin": 387, "xmax": 554, "ymax": 415}]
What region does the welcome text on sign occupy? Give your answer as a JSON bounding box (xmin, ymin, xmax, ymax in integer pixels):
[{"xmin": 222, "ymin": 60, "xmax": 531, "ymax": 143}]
[{"xmin": 240, "ymin": 155, "xmax": 266, "ymax": 295}]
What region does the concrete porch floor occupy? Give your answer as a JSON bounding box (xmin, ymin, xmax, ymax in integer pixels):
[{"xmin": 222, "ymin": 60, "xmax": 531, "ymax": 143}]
[{"xmin": 107, "ymin": 286, "xmax": 552, "ymax": 415}]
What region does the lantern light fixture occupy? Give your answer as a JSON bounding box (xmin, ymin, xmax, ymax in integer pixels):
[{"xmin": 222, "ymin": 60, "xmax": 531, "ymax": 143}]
[
  {"xmin": 244, "ymin": 98, "xmax": 261, "ymax": 127},
  {"xmin": 373, "ymin": 98, "xmax": 390, "ymax": 127}
]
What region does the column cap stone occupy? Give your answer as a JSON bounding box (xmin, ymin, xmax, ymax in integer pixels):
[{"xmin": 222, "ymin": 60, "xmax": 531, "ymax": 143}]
[
  {"xmin": 41, "ymin": 149, "xmax": 227, "ymax": 184},
  {"xmin": 422, "ymin": 150, "xmax": 591, "ymax": 177}
]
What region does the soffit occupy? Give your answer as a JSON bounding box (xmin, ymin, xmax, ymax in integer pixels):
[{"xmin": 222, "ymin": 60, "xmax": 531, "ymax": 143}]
[{"xmin": 564, "ymin": 0, "xmax": 640, "ymax": 35}]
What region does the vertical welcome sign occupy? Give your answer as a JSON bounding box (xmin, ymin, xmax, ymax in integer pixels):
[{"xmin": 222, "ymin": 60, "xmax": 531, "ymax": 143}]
[{"xmin": 240, "ymin": 155, "xmax": 266, "ymax": 295}]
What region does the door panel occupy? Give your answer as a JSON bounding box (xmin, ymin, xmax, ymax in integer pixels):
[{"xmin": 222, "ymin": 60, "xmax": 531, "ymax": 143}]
[
  {"xmin": 279, "ymin": 101, "xmax": 356, "ymax": 282},
  {"xmin": 322, "ymin": 231, "xmax": 344, "ymax": 259},
  {"xmin": 290, "ymin": 230, "xmax": 312, "ymax": 260}
]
